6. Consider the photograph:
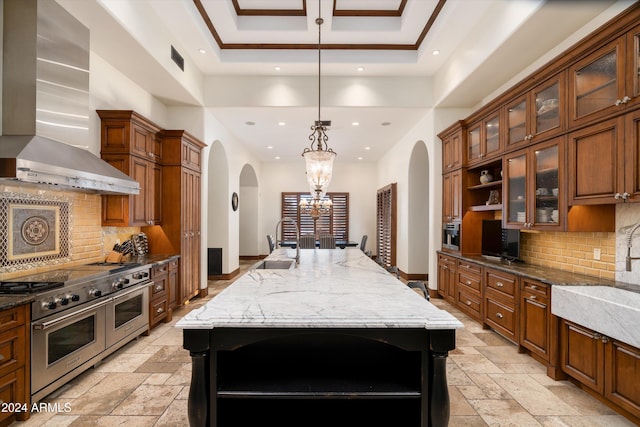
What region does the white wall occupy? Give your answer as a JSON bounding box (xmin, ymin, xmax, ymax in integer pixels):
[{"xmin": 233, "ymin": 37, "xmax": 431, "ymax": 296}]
[
  {"xmin": 240, "ymin": 186, "xmax": 260, "ymax": 256},
  {"xmin": 259, "ymin": 159, "xmax": 377, "ymax": 255}
]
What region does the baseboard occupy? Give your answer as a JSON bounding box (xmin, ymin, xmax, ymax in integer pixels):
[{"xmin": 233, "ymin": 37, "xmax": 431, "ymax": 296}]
[
  {"xmin": 239, "ymin": 255, "xmax": 265, "ymax": 260},
  {"xmin": 208, "ymin": 267, "xmax": 240, "ymax": 280}
]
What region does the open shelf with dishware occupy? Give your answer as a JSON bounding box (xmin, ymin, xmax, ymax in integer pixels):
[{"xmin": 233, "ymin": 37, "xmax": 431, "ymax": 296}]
[{"xmin": 465, "ymin": 161, "xmax": 503, "ymax": 212}]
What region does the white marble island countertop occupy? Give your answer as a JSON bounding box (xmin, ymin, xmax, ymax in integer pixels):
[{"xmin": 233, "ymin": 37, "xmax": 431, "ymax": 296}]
[{"xmin": 176, "ymin": 248, "xmax": 463, "ymax": 330}]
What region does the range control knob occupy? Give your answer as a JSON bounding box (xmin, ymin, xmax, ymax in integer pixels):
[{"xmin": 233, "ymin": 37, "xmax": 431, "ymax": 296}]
[
  {"xmin": 70, "ymin": 294, "xmax": 80, "ymax": 302},
  {"xmin": 59, "ymin": 297, "xmax": 69, "ymax": 306},
  {"xmin": 89, "ymin": 289, "xmax": 102, "ymax": 298},
  {"xmin": 132, "ymin": 271, "xmax": 149, "ymax": 280},
  {"xmin": 41, "ymin": 300, "xmax": 57, "ymax": 310}
]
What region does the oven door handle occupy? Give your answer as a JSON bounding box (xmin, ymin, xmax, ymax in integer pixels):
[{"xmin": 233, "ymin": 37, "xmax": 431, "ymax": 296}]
[
  {"xmin": 112, "ymin": 282, "xmax": 150, "ymax": 301},
  {"xmin": 32, "ymin": 298, "xmax": 111, "ymax": 331}
]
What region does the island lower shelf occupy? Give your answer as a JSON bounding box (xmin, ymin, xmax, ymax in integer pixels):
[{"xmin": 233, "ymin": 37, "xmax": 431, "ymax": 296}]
[{"xmin": 184, "ymin": 327, "xmax": 455, "ymax": 426}]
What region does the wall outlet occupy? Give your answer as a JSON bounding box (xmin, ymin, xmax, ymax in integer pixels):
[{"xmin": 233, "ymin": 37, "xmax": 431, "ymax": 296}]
[{"xmin": 593, "ymin": 248, "xmax": 601, "ymax": 260}]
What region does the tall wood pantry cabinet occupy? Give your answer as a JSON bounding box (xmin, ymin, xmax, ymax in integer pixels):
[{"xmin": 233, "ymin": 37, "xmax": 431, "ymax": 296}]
[{"xmin": 154, "ymin": 130, "xmax": 206, "ymax": 304}]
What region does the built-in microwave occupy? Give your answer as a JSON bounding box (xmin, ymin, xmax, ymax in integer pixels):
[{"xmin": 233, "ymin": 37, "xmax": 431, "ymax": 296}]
[{"xmin": 443, "ymin": 223, "xmax": 460, "ymax": 251}]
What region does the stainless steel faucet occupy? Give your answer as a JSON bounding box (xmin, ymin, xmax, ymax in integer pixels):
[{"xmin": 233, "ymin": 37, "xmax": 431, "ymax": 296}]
[
  {"xmin": 626, "ymin": 223, "xmax": 640, "ymax": 272},
  {"xmin": 275, "ymin": 217, "xmax": 300, "ymax": 264}
]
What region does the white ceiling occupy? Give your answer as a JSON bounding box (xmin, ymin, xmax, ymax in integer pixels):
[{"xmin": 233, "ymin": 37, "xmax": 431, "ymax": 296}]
[{"xmin": 57, "ymin": 0, "xmax": 626, "ymax": 162}]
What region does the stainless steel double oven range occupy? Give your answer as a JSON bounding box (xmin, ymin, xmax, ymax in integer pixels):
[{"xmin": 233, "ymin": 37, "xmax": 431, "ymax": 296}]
[{"xmin": 0, "ymin": 262, "xmax": 152, "ymax": 402}]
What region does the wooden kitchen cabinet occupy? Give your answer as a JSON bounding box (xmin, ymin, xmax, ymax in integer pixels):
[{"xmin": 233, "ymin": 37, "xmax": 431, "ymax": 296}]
[
  {"xmin": 101, "ymin": 154, "xmax": 162, "ymax": 226},
  {"xmin": 506, "ymin": 73, "xmax": 566, "ymax": 148},
  {"xmin": 437, "ymin": 253, "xmax": 457, "ymax": 303},
  {"xmin": 519, "ymin": 279, "xmax": 551, "ymax": 363},
  {"xmin": 483, "ymin": 268, "xmax": 518, "ymax": 342},
  {"xmin": 439, "ymin": 121, "xmax": 464, "ymax": 172},
  {"xmin": 0, "ymin": 305, "xmax": 29, "ymax": 425},
  {"xmin": 466, "ymin": 110, "xmax": 502, "ymax": 166},
  {"xmin": 148, "ymin": 130, "xmax": 205, "ymax": 305},
  {"xmin": 504, "ymin": 136, "xmax": 565, "ymax": 230},
  {"xmin": 167, "ymin": 258, "xmax": 179, "ymax": 311},
  {"xmin": 568, "ymin": 33, "xmax": 639, "ymax": 128},
  {"xmin": 442, "ymin": 169, "xmax": 462, "ymax": 223},
  {"xmin": 560, "ymin": 319, "xmax": 640, "ymax": 420},
  {"xmin": 149, "ymin": 262, "xmax": 170, "ymax": 329},
  {"xmin": 455, "ymin": 260, "xmax": 482, "ymax": 321},
  {"xmin": 98, "ymin": 110, "xmax": 163, "ymax": 227}
]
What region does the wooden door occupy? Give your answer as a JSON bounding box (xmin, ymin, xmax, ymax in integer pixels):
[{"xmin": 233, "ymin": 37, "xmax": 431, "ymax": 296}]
[
  {"xmin": 568, "ymin": 117, "xmax": 625, "ymax": 205},
  {"xmin": 568, "ymin": 37, "xmax": 626, "ymax": 127},
  {"xmin": 605, "ymin": 339, "xmax": 640, "ymax": 416},
  {"xmin": 560, "ymin": 319, "xmax": 604, "ymax": 393},
  {"xmin": 520, "ymin": 279, "xmax": 549, "ymax": 361},
  {"xmin": 131, "ymin": 157, "xmax": 150, "ymax": 226},
  {"xmin": 624, "ymin": 108, "xmax": 640, "ymax": 202}
]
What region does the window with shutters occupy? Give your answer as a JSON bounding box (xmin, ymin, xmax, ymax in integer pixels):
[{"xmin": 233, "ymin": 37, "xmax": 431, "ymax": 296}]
[
  {"xmin": 376, "ymin": 183, "xmax": 397, "ymax": 268},
  {"xmin": 280, "ymin": 192, "xmax": 349, "ymax": 242}
]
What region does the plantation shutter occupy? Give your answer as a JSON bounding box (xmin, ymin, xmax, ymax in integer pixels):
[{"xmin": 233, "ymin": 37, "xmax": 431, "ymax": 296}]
[
  {"xmin": 376, "ymin": 183, "xmax": 396, "ymax": 268},
  {"xmin": 280, "ymin": 192, "xmax": 349, "ymax": 242}
]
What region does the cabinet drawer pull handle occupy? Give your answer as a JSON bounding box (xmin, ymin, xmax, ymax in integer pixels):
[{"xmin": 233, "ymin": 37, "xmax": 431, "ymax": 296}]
[
  {"xmin": 530, "ymin": 285, "xmax": 537, "ymax": 290},
  {"xmin": 156, "ymin": 307, "xmax": 164, "ymax": 314},
  {"xmin": 530, "ymin": 295, "xmax": 537, "ymax": 300},
  {"xmin": 496, "ymin": 312, "xmax": 503, "ymax": 319},
  {"xmin": 466, "ymin": 280, "xmax": 472, "ymax": 285},
  {"xmin": 466, "ymin": 300, "xmax": 472, "ymax": 306},
  {"xmin": 496, "ymin": 281, "xmax": 504, "ymax": 287},
  {"xmin": 155, "ymin": 285, "xmax": 163, "ymax": 292}
]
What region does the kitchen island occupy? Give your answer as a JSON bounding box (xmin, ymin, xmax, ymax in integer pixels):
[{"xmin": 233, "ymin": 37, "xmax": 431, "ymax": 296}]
[{"xmin": 177, "ymin": 248, "xmax": 462, "ymax": 427}]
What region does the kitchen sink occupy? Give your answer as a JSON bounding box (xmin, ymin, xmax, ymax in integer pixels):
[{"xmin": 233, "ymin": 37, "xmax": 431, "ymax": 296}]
[
  {"xmin": 552, "ymin": 285, "xmax": 640, "ymax": 348},
  {"xmin": 253, "ymin": 260, "xmax": 295, "ymax": 270}
]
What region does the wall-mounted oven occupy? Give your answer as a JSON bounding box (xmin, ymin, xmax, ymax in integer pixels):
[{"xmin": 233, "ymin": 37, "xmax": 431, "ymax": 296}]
[{"xmin": 443, "ymin": 222, "xmax": 460, "ymax": 251}]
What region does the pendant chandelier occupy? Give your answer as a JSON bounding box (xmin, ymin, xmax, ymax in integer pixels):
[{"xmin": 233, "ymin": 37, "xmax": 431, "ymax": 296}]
[{"xmin": 301, "ymin": 0, "xmax": 336, "ymax": 202}]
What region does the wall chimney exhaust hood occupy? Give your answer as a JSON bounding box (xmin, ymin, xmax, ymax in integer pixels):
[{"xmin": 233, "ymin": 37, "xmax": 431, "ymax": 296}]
[{"xmin": 0, "ymin": 0, "xmax": 139, "ymax": 195}]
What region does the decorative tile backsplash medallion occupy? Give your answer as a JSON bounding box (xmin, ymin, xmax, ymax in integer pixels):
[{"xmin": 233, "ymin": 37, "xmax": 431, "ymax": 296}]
[{"xmin": 0, "ymin": 192, "xmax": 71, "ymax": 272}]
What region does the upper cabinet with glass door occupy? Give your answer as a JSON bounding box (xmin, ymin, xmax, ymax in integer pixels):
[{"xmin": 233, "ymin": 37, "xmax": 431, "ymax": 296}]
[
  {"xmin": 505, "ymin": 73, "xmax": 566, "ymax": 149},
  {"xmin": 504, "ymin": 137, "xmax": 565, "ymax": 231},
  {"xmin": 569, "ymin": 27, "xmax": 640, "ymax": 128},
  {"xmin": 466, "ymin": 110, "xmax": 502, "ymax": 166}
]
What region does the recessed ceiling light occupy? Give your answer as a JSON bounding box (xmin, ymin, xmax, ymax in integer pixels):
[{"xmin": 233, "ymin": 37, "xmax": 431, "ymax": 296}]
[
  {"xmin": 357, "ymin": 156, "xmax": 363, "ymax": 160},
  {"xmin": 364, "ymin": 146, "xmax": 371, "ymax": 150},
  {"xmin": 245, "ymin": 121, "xmax": 255, "ymax": 126},
  {"xmin": 381, "ymin": 122, "xmax": 391, "ymax": 126},
  {"xmin": 352, "ymin": 122, "xmax": 360, "ymax": 126},
  {"xmin": 267, "ymin": 145, "xmax": 273, "ymax": 149},
  {"xmin": 274, "ymin": 66, "xmax": 281, "ymax": 71},
  {"xmin": 278, "ymin": 122, "xmax": 286, "ymax": 126},
  {"xmin": 357, "ymin": 66, "xmax": 364, "ymax": 72},
  {"xmin": 432, "ymin": 50, "xmax": 440, "ymax": 56},
  {"xmin": 275, "ymin": 156, "xmax": 281, "ymax": 160},
  {"xmin": 198, "ymin": 48, "xmax": 207, "ymax": 54}
]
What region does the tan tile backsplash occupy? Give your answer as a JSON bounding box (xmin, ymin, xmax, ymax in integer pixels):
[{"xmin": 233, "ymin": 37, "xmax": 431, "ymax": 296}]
[
  {"xmin": 0, "ymin": 184, "xmax": 139, "ymax": 280},
  {"xmin": 520, "ymin": 230, "xmax": 616, "ymax": 280}
]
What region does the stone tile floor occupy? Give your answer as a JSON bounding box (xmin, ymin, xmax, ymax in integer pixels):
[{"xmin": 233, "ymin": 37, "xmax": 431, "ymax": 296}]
[{"xmin": 15, "ymin": 260, "xmax": 636, "ymax": 426}]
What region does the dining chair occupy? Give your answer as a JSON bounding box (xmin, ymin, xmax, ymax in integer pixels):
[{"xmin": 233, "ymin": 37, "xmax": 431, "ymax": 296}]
[
  {"xmin": 359, "ymin": 235, "xmax": 368, "ymax": 252},
  {"xmin": 266, "ymin": 235, "xmax": 275, "ymax": 253},
  {"xmin": 299, "ymin": 234, "xmax": 316, "ymax": 249},
  {"xmin": 319, "ymin": 234, "xmax": 336, "ymax": 249},
  {"xmin": 375, "ymin": 258, "xmax": 429, "ymax": 300}
]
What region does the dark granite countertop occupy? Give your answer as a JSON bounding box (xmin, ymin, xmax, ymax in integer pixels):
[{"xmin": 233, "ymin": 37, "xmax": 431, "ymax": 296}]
[
  {"xmin": 130, "ymin": 254, "xmax": 180, "ymax": 266},
  {"xmin": 438, "ymin": 251, "xmax": 640, "ymax": 293},
  {"xmin": 0, "ymin": 294, "xmax": 36, "ymax": 311}
]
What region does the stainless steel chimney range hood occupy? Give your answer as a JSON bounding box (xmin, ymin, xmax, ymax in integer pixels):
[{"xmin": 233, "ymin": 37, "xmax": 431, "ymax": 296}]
[
  {"xmin": 0, "ymin": 135, "xmax": 140, "ymax": 194},
  {"xmin": 0, "ymin": 0, "xmax": 140, "ymax": 195}
]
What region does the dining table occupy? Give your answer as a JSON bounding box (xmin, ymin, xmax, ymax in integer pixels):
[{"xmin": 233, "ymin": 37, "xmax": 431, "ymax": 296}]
[{"xmin": 278, "ymin": 240, "xmax": 358, "ymax": 249}]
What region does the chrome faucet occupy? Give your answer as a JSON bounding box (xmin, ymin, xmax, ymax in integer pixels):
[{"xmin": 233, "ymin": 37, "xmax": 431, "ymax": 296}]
[
  {"xmin": 275, "ymin": 217, "xmax": 300, "ymax": 264},
  {"xmin": 626, "ymin": 223, "xmax": 640, "ymax": 272}
]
